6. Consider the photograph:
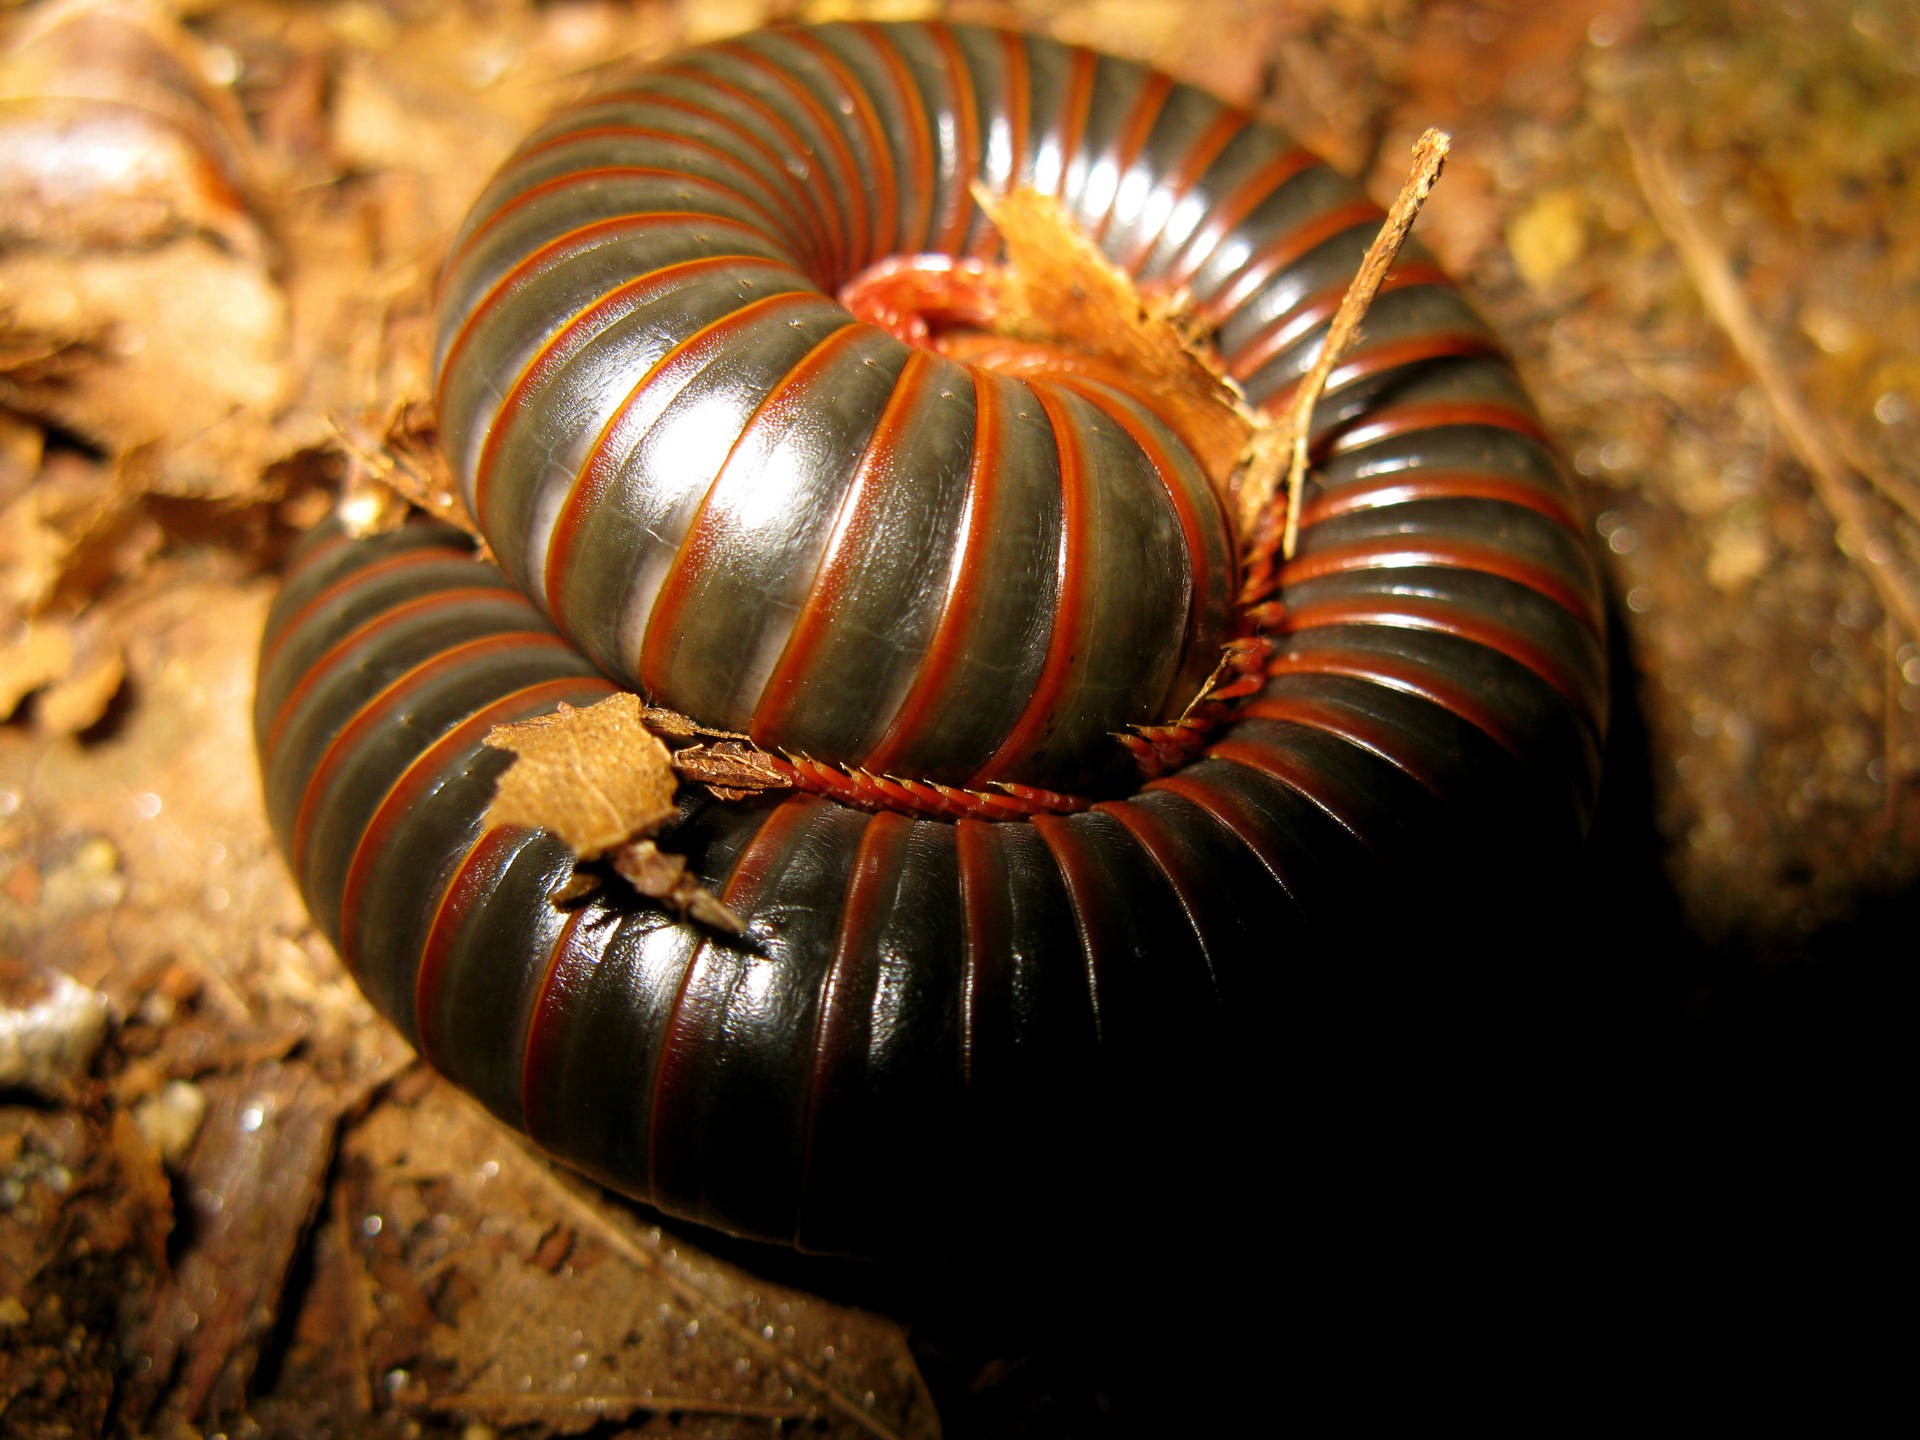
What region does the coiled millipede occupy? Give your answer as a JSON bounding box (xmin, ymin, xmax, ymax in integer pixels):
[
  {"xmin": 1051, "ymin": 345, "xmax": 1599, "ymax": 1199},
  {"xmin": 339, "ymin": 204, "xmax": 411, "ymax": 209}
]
[{"xmin": 256, "ymin": 22, "xmax": 1605, "ymax": 1253}]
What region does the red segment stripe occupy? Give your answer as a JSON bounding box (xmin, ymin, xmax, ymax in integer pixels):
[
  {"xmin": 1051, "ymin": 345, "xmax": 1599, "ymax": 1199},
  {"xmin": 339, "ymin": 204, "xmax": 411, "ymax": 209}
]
[
  {"xmin": 263, "ymin": 589, "xmax": 546, "ymax": 761},
  {"xmin": 288, "ymin": 640, "xmax": 587, "ymax": 878},
  {"xmin": 257, "ymin": 545, "xmax": 481, "ymax": 676},
  {"xmin": 444, "ymin": 166, "xmax": 789, "ymax": 285},
  {"xmin": 1283, "ymin": 592, "xmax": 1600, "ymax": 720},
  {"xmin": 542, "ymin": 289, "xmax": 827, "ymax": 623},
  {"xmin": 1052, "ymin": 375, "xmax": 1235, "ymax": 700},
  {"xmin": 470, "ymin": 254, "xmax": 801, "ymax": 523},
  {"xmin": 1029, "ymin": 815, "xmax": 1109, "ymax": 1040},
  {"xmin": 645, "ymin": 67, "xmax": 852, "ymax": 277},
  {"xmin": 1234, "ymin": 692, "xmax": 1450, "ymax": 797},
  {"xmin": 1092, "ymin": 70, "xmax": 1174, "ymax": 244},
  {"xmin": 966, "ymin": 29, "xmax": 1031, "ymax": 261},
  {"xmin": 412, "ymin": 827, "xmax": 525, "ymax": 1061},
  {"xmin": 645, "ymin": 798, "xmax": 820, "ymax": 1178},
  {"xmin": 520, "ymin": 903, "xmax": 617, "ymax": 1144},
  {"xmin": 1299, "ymin": 470, "xmax": 1584, "ymax": 537},
  {"xmin": 1264, "ymin": 644, "xmax": 1529, "ymax": 760},
  {"xmin": 952, "ymin": 819, "xmax": 999, "ymax": 1086},
  {"xmin": 1145, "ymin": 769, "xmax": 1303, "ymax": 905},
  {"xmin": 818, "ymin": 371, "xmax": 1004, "ymax": 776},
  {"xmin": 852, "ymin": 22, "xmax": 939, "ymax": 248},
  {"xmin": 538, "ymin": 91, "xmax": 831, "ymax": 268},
  {"xmin": 1281, "ymin": 536, "xmax": 1605, "ymax": 633},
  {"xmin": 1261, "ymin": 332, "xmax": 1506, "ymax": 411},
  {"xmin": 1119, "ymin": 106, "xmax": 1248, "ymax": 274},
  {"xmin": 1323, "ymin": 398, "xmax": 1555, "ymax": 456},
  {"xmin": 1203, "ymin": 736, "xmax": 1378, "ymax": 853},
  {"xmin": 785, "ymin": 29, "xmax": 901, "ymax": 260},
  {"xmin": 709, "ymin": 46, "xmax": 872, "ymax": 269},
  {"xmin": 1158, "ymin": 145, "xmax": 1320, "ymax": 291},
  {"xmin": 749, "ymin": 349, "xmax": 939, "ymax": 741},
  {"xmin": 800, "ymin": 811, "xmax": 911, "ymax": 1200},
  {"xmin": 636, "ymin": 322, "xmax": 867, "ymax": 700},
  {"xmin": 1225, "ymin": 261, "xmax": 1452, "ymax": 381},
  {"xmin": 974, "ymin": 383, "xmax": 1089, "ymax": 782},
  {"xmin": 923, "ymin": 24, "xmax": 981, "ymax": 254},
  {"xmin": 509, "ymin": 125, "xmax": 813, "ymax": 250},
  {"xmin": 437, "ymin": 213, "xmax": 777, "ymax": 417},
  {"xmin": 1052, "ymin": 46, "xmax": 1099, "ymax": 200},
  {"xmin": 1093, "ymin": 800, "xmax": 1218, "ymax": 989},
  {"xmin": 334, "ymin": 671, "xmax": 614, "ymax": 974},
  {"xmin": 1199, "ymin": 196, "xmax": 1383, "ymax": 325}
]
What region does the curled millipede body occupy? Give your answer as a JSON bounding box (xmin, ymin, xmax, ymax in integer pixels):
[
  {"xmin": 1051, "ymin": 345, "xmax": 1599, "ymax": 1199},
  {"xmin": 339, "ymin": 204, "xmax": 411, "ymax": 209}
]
[{"xmin": 256, "ymin": 22, "xmax": 1606, "ymax": 1252}]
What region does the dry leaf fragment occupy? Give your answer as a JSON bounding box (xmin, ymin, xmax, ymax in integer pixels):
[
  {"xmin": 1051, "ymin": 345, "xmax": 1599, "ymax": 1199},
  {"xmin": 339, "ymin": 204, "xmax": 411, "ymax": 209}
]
[
  {"xmin": 611, "ymin": 839, "xmax": 745, "ymax": 936},
  {"xmin": 671, "ymin": 740, "xmax": 794, "ymax": 799},
  {"xmin": 484, "ymin": 695, "xmax": 748, "ymax": 934},
  {"xmin": 972, "ymin": 184, "xmax": 1256, "ymax": 489},
  {"xmin": 328, "ymin": 404, "xmax": 475, "ymax": 541},
  {"xmin": 482, "ymin": 693, "xmax": 679, "ymax": 859},
  {"xmin": 1243, "ymin": 127, "xmax": 1452, "ymax": 566},
  {"xmin": 637, "ymin": 704, "xmax": 750, "ymax": 742}
]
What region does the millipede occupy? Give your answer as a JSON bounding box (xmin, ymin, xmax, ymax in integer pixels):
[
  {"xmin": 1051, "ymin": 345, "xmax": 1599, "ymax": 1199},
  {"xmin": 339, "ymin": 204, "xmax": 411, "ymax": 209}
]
[{"xmin": 255, "ymin": 21, "xmax": 1606, "ymax": 1253}]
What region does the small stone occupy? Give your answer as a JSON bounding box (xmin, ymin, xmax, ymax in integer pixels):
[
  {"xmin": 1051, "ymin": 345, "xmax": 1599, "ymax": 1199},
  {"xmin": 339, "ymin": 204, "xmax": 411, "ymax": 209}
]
[
  {"xmin": 132, "ymin": 1080, "xmax": 208, "ymax": 1166},
  {"xmin": 0, "ymin": 969, "xmax": 112, "ymax": 1099}
]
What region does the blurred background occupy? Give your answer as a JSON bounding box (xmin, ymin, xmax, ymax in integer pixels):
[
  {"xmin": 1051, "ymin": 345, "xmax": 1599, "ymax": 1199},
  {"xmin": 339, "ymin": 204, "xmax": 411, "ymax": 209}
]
[{"xmin": 0, "ymin": 0, "xmax": 1909, "ymax": 1433}]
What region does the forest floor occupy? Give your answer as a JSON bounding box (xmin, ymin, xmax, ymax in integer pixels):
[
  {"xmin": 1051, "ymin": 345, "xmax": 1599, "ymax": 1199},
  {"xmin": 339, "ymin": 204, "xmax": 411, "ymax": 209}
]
[{"xmin": 1, "ymin": 0, "xmax": 1910, "ymax": 1434}]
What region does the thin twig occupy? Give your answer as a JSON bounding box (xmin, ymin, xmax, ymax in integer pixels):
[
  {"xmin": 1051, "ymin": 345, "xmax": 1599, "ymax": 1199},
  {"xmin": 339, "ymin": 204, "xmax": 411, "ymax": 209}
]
[
  {"xmin": 1624, "ymin": 125, "xmax": 1920, "ymax": 642},
  {"xmin": 1259, "ymin": 128, "xmax": 1450, "ymax": 558}
]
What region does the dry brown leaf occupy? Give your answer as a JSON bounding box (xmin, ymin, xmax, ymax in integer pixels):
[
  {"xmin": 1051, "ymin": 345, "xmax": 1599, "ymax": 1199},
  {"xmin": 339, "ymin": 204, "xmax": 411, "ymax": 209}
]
[
  {"xmin": 482, "ymin": 693, "xmax": 679, "ymax": 859},
  {"xmin": 671, "ymin": 739, "xmax": 793, "ymax": 798},
  {"xmin": 0, "ymin": 244, "xmax": 291, "ymax": 472},
  {"xmin": 973, "ymin": 184, "xmax": 1256, "ymax": 490},
  {"xmin": 0, "ymin": 449, "xmax": 159, "ymax": 622},
  {"xmin": 0, "ymin": 409, "xmax": 43, "ymax": 512},
  {"xmin": 0, "ymin": 0, "xmax": 268, "ymax": 259},
  {"xmin": 637, "ymin": 705, "xmax": 750, "ymax": 742},
  {"xmin": 0, "ymin": 1, "xmax": 301, "ymax": 513}
]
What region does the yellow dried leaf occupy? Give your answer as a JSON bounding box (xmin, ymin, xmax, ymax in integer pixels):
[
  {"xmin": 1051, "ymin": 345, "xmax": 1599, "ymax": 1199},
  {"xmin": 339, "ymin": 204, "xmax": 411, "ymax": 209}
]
[
  {"xmin": 974, "ymin": 184, "xmax": 1256, "ymax": 489},
  {"xmin": 482, "ymin": 693, "xmax": 678, "ymax": 859}
]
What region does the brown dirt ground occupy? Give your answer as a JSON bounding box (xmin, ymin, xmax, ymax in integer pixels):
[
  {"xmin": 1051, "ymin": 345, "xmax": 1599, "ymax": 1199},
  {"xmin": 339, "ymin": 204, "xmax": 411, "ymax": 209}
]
[{"xmin": 2, "ymin": 0, "xmax": 1906, "ymax": 1433}]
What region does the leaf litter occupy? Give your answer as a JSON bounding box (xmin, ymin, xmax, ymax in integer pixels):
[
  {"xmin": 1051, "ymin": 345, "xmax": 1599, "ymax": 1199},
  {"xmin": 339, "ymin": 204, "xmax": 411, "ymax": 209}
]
[{"xmin": 1, "ymin": 0, "xmax": 1915, "ymax": 1434}]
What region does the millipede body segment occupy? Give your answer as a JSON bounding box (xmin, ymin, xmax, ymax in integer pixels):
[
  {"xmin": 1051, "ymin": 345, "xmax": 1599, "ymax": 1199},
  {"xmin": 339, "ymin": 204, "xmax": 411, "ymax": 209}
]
[{"xmin": 256, "ymin": 22, "xmax": 1606, "ymax": 1252}]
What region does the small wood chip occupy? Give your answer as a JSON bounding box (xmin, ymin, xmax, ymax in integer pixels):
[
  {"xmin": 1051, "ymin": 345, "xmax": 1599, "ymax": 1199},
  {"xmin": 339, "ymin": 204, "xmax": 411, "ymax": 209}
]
[{"xmin": 610, "ymin": 839, "xmax": 745, "ymax": 936}]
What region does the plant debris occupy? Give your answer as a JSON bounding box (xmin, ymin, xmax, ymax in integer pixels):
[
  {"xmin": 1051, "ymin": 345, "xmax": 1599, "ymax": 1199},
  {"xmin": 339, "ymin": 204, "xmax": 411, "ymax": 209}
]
[
  {"xmin": 0, "ymin": 1, "xmax": 1912, "ymax": 1435},
  {"xmin": 483, "ymin": 693, "xmax": 744, "ymax": 933},
  {"xmin": 483, "ymin": 695, "xmax": 679, "ymax": 860}
]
